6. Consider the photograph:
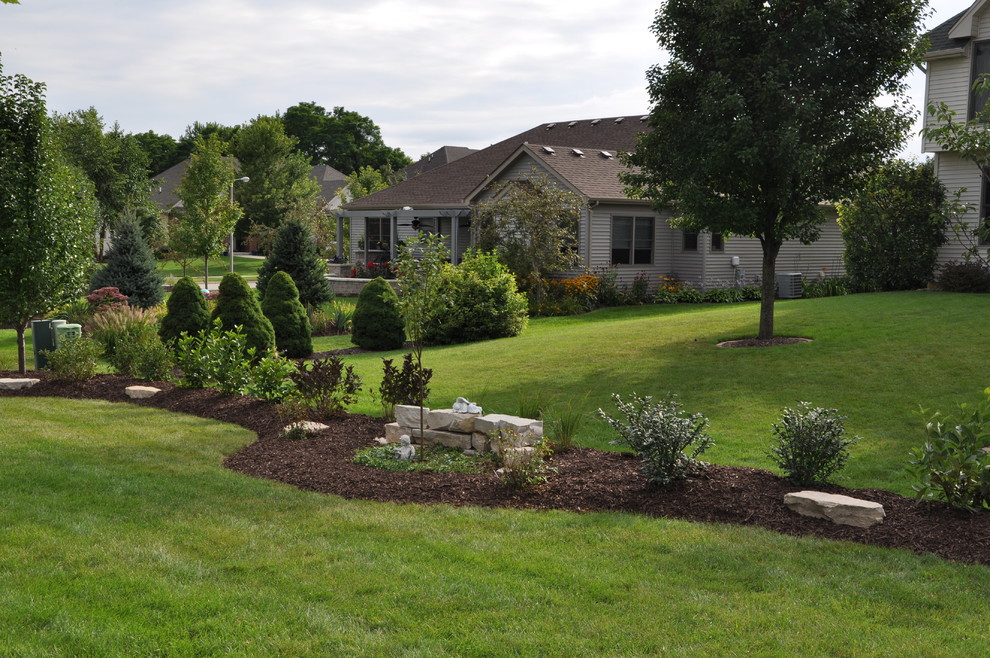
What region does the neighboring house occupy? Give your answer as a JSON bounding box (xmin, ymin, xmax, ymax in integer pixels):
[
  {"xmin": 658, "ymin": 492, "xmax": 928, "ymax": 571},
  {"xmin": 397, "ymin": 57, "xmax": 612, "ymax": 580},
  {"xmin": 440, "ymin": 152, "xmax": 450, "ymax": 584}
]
[
  {"xmin": 340, "ymin": 115, "xmax": 844, "ymax": 290},
  {"xmin": 924, "ymin": 1, "xmax": 990, "ymax": 263},
  {"xmin": 404, "ymin": 146, "xmax": 479, "ymax": 178}
]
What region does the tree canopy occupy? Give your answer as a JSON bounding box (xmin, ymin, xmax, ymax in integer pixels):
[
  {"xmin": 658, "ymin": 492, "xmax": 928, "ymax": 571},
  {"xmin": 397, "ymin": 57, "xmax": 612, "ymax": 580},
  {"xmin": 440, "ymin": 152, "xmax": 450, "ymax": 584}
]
[
  {"xmin": 625, "ymin": 0, "xmax": 926, "ymax": 338},
  {"xmin": 0, "ymin": 58, "xmax": 98, "ymax": 372},
  {"xmin": 282, "ymin": 102, "xmax": 410, "ymax": 174}
]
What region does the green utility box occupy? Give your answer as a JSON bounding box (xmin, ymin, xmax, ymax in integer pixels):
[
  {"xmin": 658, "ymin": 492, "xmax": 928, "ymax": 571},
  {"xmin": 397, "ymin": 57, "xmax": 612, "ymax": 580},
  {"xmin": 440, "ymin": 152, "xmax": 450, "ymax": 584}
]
[
  {"xmin": 31, "ymin": 319, "xmax": 66, "ymax": 370},
  {"xmin": 54, "ymin": 323, "xmax": 82, "ymax": 348}
]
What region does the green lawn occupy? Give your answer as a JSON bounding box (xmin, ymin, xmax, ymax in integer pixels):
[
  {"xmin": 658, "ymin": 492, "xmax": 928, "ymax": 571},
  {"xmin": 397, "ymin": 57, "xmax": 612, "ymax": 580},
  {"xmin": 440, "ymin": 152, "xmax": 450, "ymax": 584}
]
[
  {"xmin": 156, "ymin": 255, "xmax": 265, "ymax": 286},
  {"xmin": 1, "ymin": 397, "xmax": 988, "ymax": 655}
]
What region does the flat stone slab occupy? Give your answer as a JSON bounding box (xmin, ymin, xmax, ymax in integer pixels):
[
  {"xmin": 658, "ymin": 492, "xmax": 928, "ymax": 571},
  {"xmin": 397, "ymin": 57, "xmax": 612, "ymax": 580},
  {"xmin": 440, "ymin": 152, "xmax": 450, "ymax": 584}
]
[
  {"xmin": 125, "ymin": 385, "xmax": 161, "ymax": 399},
  {"xmin": 427, "ymin": 408, "xmax": 480, "ymax": 433},
  {"xmin": 784, "ymin": 491, "xmax": 885, "ymax": 528},
  {"xmin": 394, "ymin": 404, "xmax": 428, "ymax": 428},
  {"xmin": 0, "ymin": 378, "xmax": 40, "ymax": 390}
]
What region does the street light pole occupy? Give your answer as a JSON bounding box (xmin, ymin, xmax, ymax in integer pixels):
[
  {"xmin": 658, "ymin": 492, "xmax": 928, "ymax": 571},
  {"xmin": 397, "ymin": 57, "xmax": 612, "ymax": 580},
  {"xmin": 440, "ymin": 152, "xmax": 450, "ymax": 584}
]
[{"xmin": 230, "ymin": 176, "xmax": 250, "ymax": 272}]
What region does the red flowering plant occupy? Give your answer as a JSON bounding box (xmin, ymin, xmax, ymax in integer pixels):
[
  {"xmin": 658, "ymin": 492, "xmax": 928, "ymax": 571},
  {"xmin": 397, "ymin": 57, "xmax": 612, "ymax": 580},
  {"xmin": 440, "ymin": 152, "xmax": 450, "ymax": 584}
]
[
  {"xmin": 351, "ymin": 261, "xmax": 397, "ymax": 279},
  {"xmin": 85, "ymin": 287, "xmax": 129, "ymax": 313}
]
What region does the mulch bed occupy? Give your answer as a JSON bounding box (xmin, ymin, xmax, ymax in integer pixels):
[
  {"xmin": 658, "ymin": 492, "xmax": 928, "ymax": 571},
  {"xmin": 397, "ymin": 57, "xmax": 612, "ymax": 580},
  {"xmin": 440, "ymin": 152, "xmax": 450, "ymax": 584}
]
[{"xmin": 3, "ymin": 370, "xmax": 989, "ymax": 567}]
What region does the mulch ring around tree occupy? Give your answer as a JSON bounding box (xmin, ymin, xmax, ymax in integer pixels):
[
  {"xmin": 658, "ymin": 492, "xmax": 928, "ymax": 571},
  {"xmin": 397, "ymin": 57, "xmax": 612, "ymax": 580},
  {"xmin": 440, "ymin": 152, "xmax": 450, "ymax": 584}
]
[{"xmin": 2, "ymin": 370, "xmax": 988, "ymax": 567}]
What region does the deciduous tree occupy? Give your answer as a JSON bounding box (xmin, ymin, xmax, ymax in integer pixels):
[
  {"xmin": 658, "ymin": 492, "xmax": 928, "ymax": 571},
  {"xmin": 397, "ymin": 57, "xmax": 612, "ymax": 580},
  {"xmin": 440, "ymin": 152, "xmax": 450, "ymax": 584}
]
[
  {"xmin": 0, "ymin": 59, "xmax": 98, "ymax": 372},
  {"xmin": 625, "ymin": 0, "xmax": 926, "ymax": 339}
]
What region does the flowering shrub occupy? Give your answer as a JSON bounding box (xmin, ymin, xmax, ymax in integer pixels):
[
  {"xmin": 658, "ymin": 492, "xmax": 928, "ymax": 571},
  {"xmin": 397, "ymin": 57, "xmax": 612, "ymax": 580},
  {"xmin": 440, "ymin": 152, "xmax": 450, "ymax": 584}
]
[
  {"xmin": 654, "ymin": 275, "xmax": 688, "ymax": 303},
  {"xmin": 85, "ymin": 287, "xmax": 129, "ymax": 313},
  {"xmin": 529, "ymin": 274, "xmax": 600, "ymax": 316},
  {"xmin": 350, "ymin": 261, "xmax": 396, "ymax": 279}
]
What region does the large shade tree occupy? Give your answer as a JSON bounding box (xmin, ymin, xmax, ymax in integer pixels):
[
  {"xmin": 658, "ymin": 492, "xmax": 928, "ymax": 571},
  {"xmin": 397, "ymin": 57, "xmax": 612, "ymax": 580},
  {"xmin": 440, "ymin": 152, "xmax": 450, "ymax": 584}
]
[
  {"xmin": 0, "ymin": 59, "xmax": 98, "ymax": 372},
  {"xmin": 625, "ymin": 0, "xmax": 926, "ymax": 339}
]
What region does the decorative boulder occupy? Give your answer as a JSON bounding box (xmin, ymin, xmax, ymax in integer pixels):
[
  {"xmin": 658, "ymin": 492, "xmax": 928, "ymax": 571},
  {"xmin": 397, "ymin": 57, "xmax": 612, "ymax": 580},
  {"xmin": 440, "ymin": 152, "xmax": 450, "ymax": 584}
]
[
  {"xmin": 783, "ymin": 491, "xmax": 885, "ymax": 528},
  {"xmin": 0, "ymin": 378, "xmax": 40, "ymax": 390},
  {"xmin": 125, "ymin": 385, "xmax": 161, "ymax": 399}
]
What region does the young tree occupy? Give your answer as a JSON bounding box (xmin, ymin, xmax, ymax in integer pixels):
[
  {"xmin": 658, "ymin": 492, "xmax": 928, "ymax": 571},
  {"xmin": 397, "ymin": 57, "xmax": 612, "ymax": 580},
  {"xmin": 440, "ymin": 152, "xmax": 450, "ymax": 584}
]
[
  {"xmin": 837, "ymin": 160, "xmax": 949, "ymax": 292},
  {"xmin": 230, "ymin": 115, "xmax": 320, "ymax": 239},
  {"xmin": 0, "ymin": 59, "xmax": 98, "ymax": 373},
  {"xmin": 261, "ymin": 271, "xmax": 313, "ymax": 358},
  {"xmin": 174, "ymin": 134, "xmax": 242, "ymax": 290},
  {"xmin": 625, "ymin": 0, "xmax": 926, "ymax": 339},
  {"xmin": 255, "ymin": 219, "xmax": 333, "ymax": 307},
  {"xmin": 159, "ymin": 276, "xmax": 211, "ymax": 346},
  {"xmin": 336, "ymin": 164, "xmax": 393, "ymax": 203},
  {"xmin": 211, "ymin": 272, "xmax": 275, "ymax": 358},
  {"xmin": 90, "ymin": 217, "xmax": 165, "ymax": 307},
  {"xmin": 473, "ymin": 169, "xmax": 582, "ymax": 310}
]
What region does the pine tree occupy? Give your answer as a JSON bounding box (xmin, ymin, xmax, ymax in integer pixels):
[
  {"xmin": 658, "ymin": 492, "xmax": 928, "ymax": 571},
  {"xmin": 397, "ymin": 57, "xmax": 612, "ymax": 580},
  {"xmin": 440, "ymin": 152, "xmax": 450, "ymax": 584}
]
[
  {"xmin": 90, "ymin": 218, "xmax": 164, "ymax": 308},
  {"xmin": 351, "ymin": 277, "xmax": 405, "ymax": 351},
  {"xmin": 261, "ymin": 271, "xmax": 312, "ymax": 358},
  {"xmin": 256, "ymin": 219, "xmax": 332, "ymax": 308},
  {"xmin": 211, "ymin": 272, "xmax": 275, "ymax": 357},
  {"xmin": 159, "ymin": 276, "xmax": 210, "ymax": 345}
]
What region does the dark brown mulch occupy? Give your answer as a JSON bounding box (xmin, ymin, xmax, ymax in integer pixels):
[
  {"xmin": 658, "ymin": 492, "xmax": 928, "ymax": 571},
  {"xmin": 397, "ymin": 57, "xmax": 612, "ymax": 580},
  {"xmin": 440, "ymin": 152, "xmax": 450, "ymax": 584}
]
[{"xmin": 3, "ymin": 371, "xmax": 988, "ymax": 567}]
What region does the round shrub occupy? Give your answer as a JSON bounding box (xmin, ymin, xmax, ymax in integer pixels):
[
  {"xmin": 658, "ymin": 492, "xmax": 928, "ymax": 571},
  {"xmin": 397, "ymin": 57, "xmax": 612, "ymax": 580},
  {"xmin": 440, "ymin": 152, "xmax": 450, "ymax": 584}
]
[
  {"xmin": 211, "ymin": 272, "xmax": 275, "ymax": 357},
  {"xmin": 90, "ymin": 218, "xmax": 165, "ymax": 308},
  {"xmin": 769, "ymin": 402, "xmax": 859, "ymax": 485},
  {"xmin": 261, "ymin": 271, "xmax": 313, "ymax": 358},
  {"xmin": 159, "ymin": 276, "xmax": 211, "ymax": 345},
  {"xmin": 422, "ymin": 251, "xmax": 528, "ymax": 345},
  {"xmin": 936, "ymin": 262, "xmax": 990, "ymax": 293},
  {"xmin": 351, "ymin": 277, "xmax": 405, "ymax": 351},
  {"xmin": 256, "ymin": 220, "xmax": 333, "ymax": 308}
]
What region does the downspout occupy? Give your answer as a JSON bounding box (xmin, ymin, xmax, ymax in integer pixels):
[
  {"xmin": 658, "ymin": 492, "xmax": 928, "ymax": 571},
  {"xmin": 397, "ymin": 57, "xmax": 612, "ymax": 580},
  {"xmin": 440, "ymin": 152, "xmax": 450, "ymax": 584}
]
[
  {"xmin": 587, "ymin": 200, "xmax": 598, "ymax": 270},
  {"xmin": 701, "ymin": 231, "xmax": 709, "ymax": 291}
]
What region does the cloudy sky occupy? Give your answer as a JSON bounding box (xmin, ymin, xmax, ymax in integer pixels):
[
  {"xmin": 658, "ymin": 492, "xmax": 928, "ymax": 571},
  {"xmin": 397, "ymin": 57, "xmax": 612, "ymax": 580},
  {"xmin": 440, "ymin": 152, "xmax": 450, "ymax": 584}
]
[{"xmin": 0, "ymin": 0, "xmax": 976, "ymax": 162}]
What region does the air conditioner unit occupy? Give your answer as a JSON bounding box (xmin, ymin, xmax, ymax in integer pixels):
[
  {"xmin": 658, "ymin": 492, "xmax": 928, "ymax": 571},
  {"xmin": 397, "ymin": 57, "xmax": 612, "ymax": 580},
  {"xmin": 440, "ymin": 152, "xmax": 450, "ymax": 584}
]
[{"xmin": 776, "ymin": 272, "xmax": 802, "ymax": 299}]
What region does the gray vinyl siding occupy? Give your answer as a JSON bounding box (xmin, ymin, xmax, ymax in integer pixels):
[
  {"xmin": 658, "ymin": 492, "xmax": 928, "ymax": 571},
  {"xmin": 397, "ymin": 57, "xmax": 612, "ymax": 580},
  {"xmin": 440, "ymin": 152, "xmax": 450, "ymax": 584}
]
[
  {"xmin": 924, "ymin": 55, "xmax": 971, "ymax": 152},
  {"xmin": 934, "ymin": 151, "xmax": 985, "ymax": 264}
]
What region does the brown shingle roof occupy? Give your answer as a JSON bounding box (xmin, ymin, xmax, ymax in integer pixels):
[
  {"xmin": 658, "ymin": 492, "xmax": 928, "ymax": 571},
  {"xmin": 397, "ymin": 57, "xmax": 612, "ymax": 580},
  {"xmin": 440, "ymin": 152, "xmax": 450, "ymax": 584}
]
[
  {"xmin": 344, "ymin": 115, "xmax": 649, "ymax": 210},
  {"xmin": 518, "ymin": 144, "xmax": 635, "ymax": 201},
  {"xmin": 404, "ymin": 146, "xmax": 479, "ymax": 178}
]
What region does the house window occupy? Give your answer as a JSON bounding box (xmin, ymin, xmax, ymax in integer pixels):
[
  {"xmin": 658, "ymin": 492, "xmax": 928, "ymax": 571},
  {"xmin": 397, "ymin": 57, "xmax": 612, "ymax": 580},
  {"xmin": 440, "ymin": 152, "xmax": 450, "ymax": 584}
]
[
  {"xmin": 365, "ymin": 217, "xmax": 391, "ymax": 255},
  {"xmin": 971, "ymin": 41, "xmax": 990, "ymax": 119},
  {"xmin": 682, "ymin": 231, "xmax": 698, "ymax": 252},
  {"xmin": 710, "ymin": 233, "xmax": 724, "ymax": 251},
  {"xmin": 611, "ymin": 216, "xmax": 654, "ymax": 265}
]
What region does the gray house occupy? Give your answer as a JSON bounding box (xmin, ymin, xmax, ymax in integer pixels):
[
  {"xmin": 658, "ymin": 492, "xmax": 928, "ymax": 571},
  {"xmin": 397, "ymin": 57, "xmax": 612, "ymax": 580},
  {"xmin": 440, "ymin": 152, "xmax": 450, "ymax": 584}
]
[
  {"xmin": 340, "ymin": 115, "xmax": 845, "ymax": 290},
  {"xmin": 924, "ymin": 1, "xmax": 990, "ymax": 262}
]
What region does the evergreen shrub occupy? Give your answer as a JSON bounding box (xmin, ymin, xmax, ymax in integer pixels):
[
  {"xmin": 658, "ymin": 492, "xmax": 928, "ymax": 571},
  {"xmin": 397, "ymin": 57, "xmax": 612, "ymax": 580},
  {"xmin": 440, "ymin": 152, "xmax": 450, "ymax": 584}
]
[
  {"xmin": 90, "ymin": 219, "xmax": 165, "ymax": 308},
  {"xmin": 351, "ymin": 277, "xmax": 405, "ymax": 351},
  {"xmin": 211, "ymin": 272, "xmax": 275, "ymax": 358},
  {"xmin": 261, "ymin": 271, "xmax": 312, "ymax": 358},
  {"xmin": 936, "ymin": 262, "xmax": 990, "ymax": 293},
  {"xmin": 159, "ymin": 276, "xmax": 211, "ymax": 345},
  {"xmin": 255, "ymin": 220, "xmax": 333, "ymax": 308},
  {"xmin": 769, "ymin": 402, "xmax": 859, "ymax": 485}
]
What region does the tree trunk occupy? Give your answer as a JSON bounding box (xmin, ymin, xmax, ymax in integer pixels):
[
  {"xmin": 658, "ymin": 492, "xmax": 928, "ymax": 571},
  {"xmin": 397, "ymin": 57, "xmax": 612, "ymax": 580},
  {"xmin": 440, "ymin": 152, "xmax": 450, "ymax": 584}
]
[
  {"xmin": 204, "ymin": 256, "xmax": 210, "ymax": 292},
  {"xmin": 16, "ymin": 323, "xmax": 27, "ymax": 374},
  {"xmin": 758, "ymin": 241, "xmax": 782, "ymax": 340}
]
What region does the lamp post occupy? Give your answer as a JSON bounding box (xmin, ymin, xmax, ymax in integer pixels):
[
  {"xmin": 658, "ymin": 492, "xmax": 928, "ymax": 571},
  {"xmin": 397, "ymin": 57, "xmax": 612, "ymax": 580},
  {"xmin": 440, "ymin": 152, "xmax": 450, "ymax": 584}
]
[{"xmin": 229, "ymin": 176, "xmax": 249, "ymax": 272}]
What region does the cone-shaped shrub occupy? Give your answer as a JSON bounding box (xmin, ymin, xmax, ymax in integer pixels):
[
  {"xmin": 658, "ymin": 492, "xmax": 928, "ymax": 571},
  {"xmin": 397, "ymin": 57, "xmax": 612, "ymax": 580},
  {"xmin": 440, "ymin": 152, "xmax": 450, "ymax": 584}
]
[
  {"xmin": 159, "ymin": 276, "xmax": 211, "ymax": 345},
  {"xmin": 211, "ymin": 272, "xmax": 275, "ymax": 357},
  {"xmin": 256, "ymin": 220, "xmax": 333, "ymax": 308},
  {"xmin": 90, "ymin": 218, "xmax": 165, "ymax": 308},
  {"xmin": 261, "ymin": 271, "xmax": 313, "ymax": 358},
  {"xmin": 351, "ymin": 277, "xmax": 405, "ymax": 351}
]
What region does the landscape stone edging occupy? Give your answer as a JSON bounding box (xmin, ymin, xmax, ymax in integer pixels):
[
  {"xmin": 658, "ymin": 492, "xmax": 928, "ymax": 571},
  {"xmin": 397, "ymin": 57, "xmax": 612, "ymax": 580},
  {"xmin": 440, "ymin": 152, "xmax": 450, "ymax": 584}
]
[{"xmin": 388, "ymin": 405, "xmax": 542, "ymax": 454}]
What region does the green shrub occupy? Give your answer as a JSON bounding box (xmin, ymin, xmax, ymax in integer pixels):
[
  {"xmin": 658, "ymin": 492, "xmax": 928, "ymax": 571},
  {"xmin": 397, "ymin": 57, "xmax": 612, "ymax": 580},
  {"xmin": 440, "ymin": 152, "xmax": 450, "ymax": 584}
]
[
  {"xmin": 769, "ymin": 402, "xmax": 859, "ymax": 485},
  {"xmin": 289, "ymin": 356, "xmax": 362, "ymax": 419},
  {"xmin": 802, "ymin": 275, "xmax": 851, "ymax": 298},
  {"xmin": 90, "ymin": 218, "xmax": 165, "ymax": 308},
  {"xmin": 175, "ymin": 320, "xmax": 253, "ymax": 392},
  {"xmin": 261, "ymin": 271, "xmax": 313, "ymax": 358},
  {"xmin": 48, "ymin": 297, "xmax": 96, "ymax": 327},
  {"xmin": 42, "ymin": 335, "xmax": 101, "ymax": 381},
  {"xmin": 594, "ymin": 266, "xmax": 623, "ymax": 306},
  {"xmin": 545, "ymin": 401, "xmax": 586, "ymax": 453},
  {"xmin": 908, "ymin": 389, "xmax": 990, "ymax": 512},
  {"xmin": 739, "ymin": 285, "xmax": 762, "ymax": 301},
  {"xmin": 244, "ymin": 352, "xmax": 297, "ymax": 403},
  {"xmin": 837, "ymin": 159, "xmax": 948, "ymax": 292},
  {"xmin": 423, "ymin": 251, "xmax": 528, "ymax": 345},
  {"xmin": 159, "ymin": 276, "xmax": 211, "ymax": 346},
  {"xmin": 374, "ymin": 353, "xmax": 432, "ymax": 420},
  {"xmin": 255, "ymin": 219, "xmax": 333, "ymax": 308},
  {"xmin": 937, "ymin": 262, "xmax": 990, "ymax": 293},
  {"xmin": 353, "ymin": 444, "xmax": 484, "ymax": 474},
  {"xmin": 702, "ymin": 287, "xmax": 743, "ymax": 303},
  {"xmin": 624, "ymin": 272, "xmax": 651, "ymax": 305},
  {"xmin": 676, "ymin": 287, "xmax": 704, "ymax": 303},
  {"xmin": 599, "ymin": 393, "xmax": 714, "ymax": 485},
  {"xmin": 211, "ymin": 272, "xmax": 275, "ymax": 358},
  {"xmin": 351, "ymin": 277, "xmax": 405, "ymax": 351},
  {"xmin": 310, "ymin": 300, "xmax": 353, "ymax": 336},
  {"xmin": 89, "ymin": 305, "xmax": 164, "ymax": 361},
  {"xmin": 111, "ymin": 325, "xmax": 174, "ymax": 381}
]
